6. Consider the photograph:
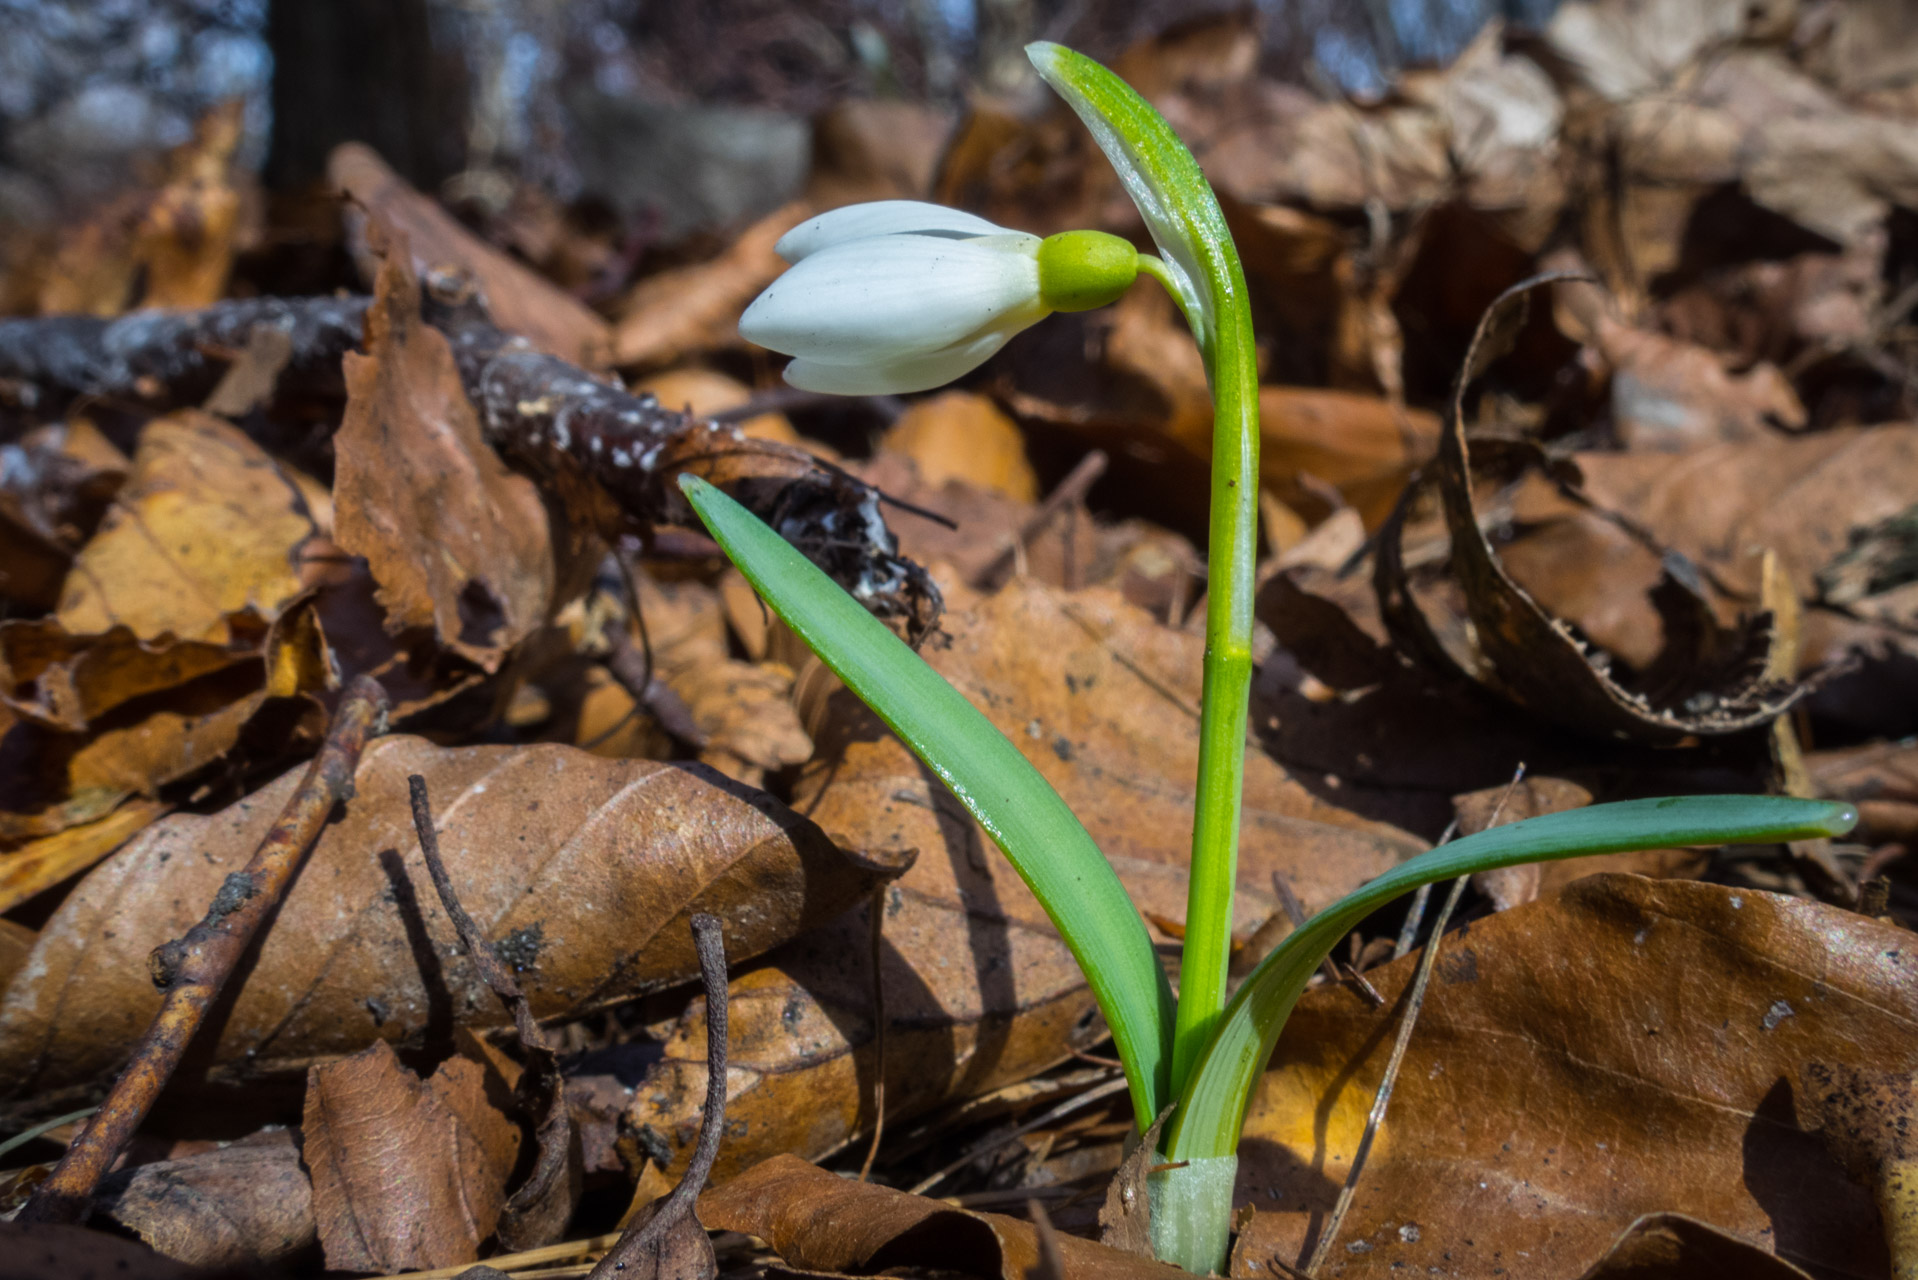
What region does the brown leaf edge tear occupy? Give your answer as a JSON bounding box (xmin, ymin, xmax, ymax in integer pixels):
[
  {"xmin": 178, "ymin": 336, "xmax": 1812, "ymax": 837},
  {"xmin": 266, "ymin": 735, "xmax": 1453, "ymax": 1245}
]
[
  {"xmin": 1374, "ymin": 271, "xmax": 1801, "ymax": 743},
  {"xmin": 583, "ymin": 914, "xmax": 727, "ymax": 1280}
]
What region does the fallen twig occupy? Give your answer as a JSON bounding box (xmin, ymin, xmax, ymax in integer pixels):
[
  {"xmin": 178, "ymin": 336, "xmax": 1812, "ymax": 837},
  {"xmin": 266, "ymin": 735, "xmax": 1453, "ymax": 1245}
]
[
  {"xmin": 409, "ymin": 773, "xmax": 581, "ymax": 1250},
  {"xmin": 0, "ymin": 283, "xmax": 941, "ymax": 635},
  {"xmin": 909, "ymin": 1073, "xmax": 1131, "ymax": 1196},
  {"xmin": 0, "ymin": 295, "xmax": 369, "ymax": 413},
  {"xmin": 859, "ymin": 885, "xmax": 890, "ymax": 1182},
  {"xmin": 18, "ymin": 676, "xmax": 389, "ymax": 1226},
  {"xmin": 584, "ymin": 913, "xmax": 729, "ymax": 1280},
  {"xmin": 1301, "ymin": 874, "xmax": 1468, "ymax": 1276}
]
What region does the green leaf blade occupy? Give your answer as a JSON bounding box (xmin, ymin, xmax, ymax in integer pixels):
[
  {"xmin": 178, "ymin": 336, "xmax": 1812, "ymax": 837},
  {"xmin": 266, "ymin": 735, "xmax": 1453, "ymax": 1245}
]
[
  {"xmin": 678, "ymin": 474, "xmax": 1177, "ymax": 1129},
  {"xmin": 1166, "ymin": 795, "xmax": 1858, "ymax": 1159}
]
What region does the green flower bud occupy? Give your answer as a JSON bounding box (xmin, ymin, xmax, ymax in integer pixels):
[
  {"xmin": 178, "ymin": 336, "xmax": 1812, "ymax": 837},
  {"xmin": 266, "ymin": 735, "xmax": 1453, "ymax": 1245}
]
[{"xmin": 1036, "ymin": 229, "xmax": 1139, "ymax": 313}]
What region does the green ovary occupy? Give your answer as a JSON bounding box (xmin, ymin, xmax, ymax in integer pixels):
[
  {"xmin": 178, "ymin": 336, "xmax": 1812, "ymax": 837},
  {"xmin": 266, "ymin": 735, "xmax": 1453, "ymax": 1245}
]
[{"xmin": 1036, "ymin": 229, "xmax": 1139, "ymax": 312}]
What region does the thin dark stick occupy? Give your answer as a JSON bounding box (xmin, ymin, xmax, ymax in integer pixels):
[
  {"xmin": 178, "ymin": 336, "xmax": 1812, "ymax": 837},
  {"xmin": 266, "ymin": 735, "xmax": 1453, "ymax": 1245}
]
[
  {"xmin": 1026, "ymin": 1199, "xmax": 1069, "ymax": 1280},
  {"xmin": 1274, "ymin": 873, "xmax": 1384, "ymax": 1005},
  {"xmin": 604, "ymin": 630, "xmax": 706, "ymax": 748},
  {"xmin": 859, "ymin": 887, "xmax": 888, "ymax": 1182},
  {"xmin": 909, "ymin": 1074, "xmax": 1130, "ymax": 1195},
  {"xmin": 409, "ymin": 774, "xmax": 545, "ymax": 1049},
  {"xmin": 410, "ymin": 775, "xmax": 576, "ymax": 1246},
  {"xmin": 20, "ymin": 677, "xmax": 389, "ymax": 1225},
  {"xmin": 972, "ymin": 450, "xmax": 1109, "ymax": 590},
  {"xmin": 1301, "ymin": 874, "xmax": 1469, "ymax": 1276},
  {"xmin": 585, "ymin": 913, "xmax": 729, "ymax": 1280},
  {"xmin": 1392, "ymin": 818, "xmax": 1457, "ymax": 961}
]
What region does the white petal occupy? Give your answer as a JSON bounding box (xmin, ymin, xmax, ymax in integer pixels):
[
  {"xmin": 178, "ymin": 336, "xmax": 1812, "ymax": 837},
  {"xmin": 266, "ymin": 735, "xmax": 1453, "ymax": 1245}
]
[
  {"xmin": 740, "ymin": 233, "xmax": 1041, "ymax": 366},
  {"xmin": 776, "ymin": 201, "xmax": 1008, "ymax": 262},
  {"xmin": 781, "ymin": 325, "xmax": 1025, "ymax": 395}
]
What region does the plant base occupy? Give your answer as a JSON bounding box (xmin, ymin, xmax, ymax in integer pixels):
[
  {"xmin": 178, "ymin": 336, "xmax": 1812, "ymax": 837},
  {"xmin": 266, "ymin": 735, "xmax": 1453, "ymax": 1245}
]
[{"xmin": 1148, "ymin": 1151, "xmax": 1237, "ymax": 1274}]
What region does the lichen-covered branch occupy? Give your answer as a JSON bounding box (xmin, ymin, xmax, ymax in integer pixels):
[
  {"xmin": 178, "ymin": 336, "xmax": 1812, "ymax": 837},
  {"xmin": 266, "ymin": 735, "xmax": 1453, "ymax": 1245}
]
[
  {"xmin": 0, "ymin": 289, "xmax": 940, "ymax": 632},
  {"xmin": 0, "ymin": 296, "xmax": 369, "ymax": 413}
]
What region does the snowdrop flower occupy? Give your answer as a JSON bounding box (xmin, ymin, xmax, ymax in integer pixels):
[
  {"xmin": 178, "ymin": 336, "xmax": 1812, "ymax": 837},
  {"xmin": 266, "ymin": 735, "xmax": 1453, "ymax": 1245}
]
[{"xmin": 740, "ymin": 200, "xmax": 1143, "ymax": 395}]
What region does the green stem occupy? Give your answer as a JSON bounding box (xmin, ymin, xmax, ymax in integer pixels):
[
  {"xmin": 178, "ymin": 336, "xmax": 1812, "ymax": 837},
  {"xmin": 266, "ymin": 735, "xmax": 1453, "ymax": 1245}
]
[
  {"xmin": 1166, "ymin": 225, "xmax": 1260, "ymax": 1100},
  {"xmin": 1028, "ymin": 40, "xmax": 1263, "ymax": 1108}
]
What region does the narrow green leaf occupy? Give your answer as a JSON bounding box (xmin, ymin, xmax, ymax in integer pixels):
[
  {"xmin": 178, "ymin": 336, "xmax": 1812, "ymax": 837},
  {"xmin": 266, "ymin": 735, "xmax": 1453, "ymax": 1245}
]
[
  {"xmin": 1166, "ymin": 795, "xmax": 1858, "ymax": 1160},
  {"xmin": 678, "ymin": 474, "xmax": 1176, "ymax": 1129}
]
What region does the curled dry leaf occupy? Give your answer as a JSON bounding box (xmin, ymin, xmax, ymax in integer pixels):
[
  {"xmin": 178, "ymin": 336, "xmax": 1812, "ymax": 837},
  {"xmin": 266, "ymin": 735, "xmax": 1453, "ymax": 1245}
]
[
  {"xmin": 329, "ymin": 143, "xmax": 609, "ymax": 367},
  {"xmin": 622, "ymin": 580, "xmax": 1419, "ymax": 1183},
  {"xmin": 1231, "ymin": 875, "xmax": 1916, "ymax": 1279},
  {"xmin": 0, "ymin": 734, "xmax": 900, "ymax": 1106},
  {"xmin": 54, "ymin": 411, "xmax": 317, "ymax": 645},
  {"xmin": 1573, "ymin": 1213, "xmax": 1817, "ymax": 1280},
  {"xmin": 1375, "ymin": 275, "xmax": 1800, "ymax": 743},
  {"xmin": 94, "ymin": 1128, "xmax": 315, "ymax": 1271},
  {"xmin": 332, "ymin": 246, "xmax": 557, "ymax": 673},
  {"xmin": 303, "ymin": 1041, "xmax": 519, "ymax": 1274},
  {"xmin": 700, "ymin": 1153, "xmax": 1188, "ymax": 1280},
  {"xmin": 0, "ymin": 599, "xmax": 330, "ymax": 842}
]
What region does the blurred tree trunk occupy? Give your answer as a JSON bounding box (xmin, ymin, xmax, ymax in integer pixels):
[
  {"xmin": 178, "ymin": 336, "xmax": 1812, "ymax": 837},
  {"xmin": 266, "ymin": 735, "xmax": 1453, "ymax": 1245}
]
[{"xmin": 267, "ymin": 0, "xmax": 461, "ymax": 190}]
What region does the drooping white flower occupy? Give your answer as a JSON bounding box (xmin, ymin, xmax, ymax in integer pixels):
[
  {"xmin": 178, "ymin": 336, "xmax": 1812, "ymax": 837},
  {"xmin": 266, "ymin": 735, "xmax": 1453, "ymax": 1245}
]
[{"xmin": 739, "ymin": 200, "xmax": 1140, "ymax": 396}]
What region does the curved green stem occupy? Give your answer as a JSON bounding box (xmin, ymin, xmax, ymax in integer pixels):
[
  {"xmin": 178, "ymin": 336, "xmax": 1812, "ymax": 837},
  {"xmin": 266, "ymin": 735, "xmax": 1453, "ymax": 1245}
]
[{"xmin": 1027, "ymin": 39, "xmax": 1262, "ymax": 1107}]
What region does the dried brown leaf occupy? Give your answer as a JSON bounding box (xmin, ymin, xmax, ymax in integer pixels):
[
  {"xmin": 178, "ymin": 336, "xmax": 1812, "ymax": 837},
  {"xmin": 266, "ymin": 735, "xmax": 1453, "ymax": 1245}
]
[
  {"xmin": 0, "ymin": 799, "xmax": 167, "ymax": 915},
  {"xmin": 1803, "ymin": 1063, "xmax": 1918, "ymax": 1276},
  {"xmin": 0, "ymin": 601, "xmax": 329, "ymax": 842},
  {"xmin": 1555, "ymin": 276, "xmax": 1806, "ymax": 451},
  {"xmin": 329, "ymin": 143, "xmax": 608, "ymax": 366},
  {"xmin": 1572, "ymin": 1213, "xmax": 1817, "ymax": 1280},
  {"xmin": 55, "ymin": 411, "xmax": 317, "ymax": 644},
  {"xmin": 881, "ymin": 393, "xmax": 1038, "ymax": 503},
  {"xmin": 623, "ymin": 580, "xmax": 1419, "ymax": 1183},
  {"xmin": 701, "ymin": 1153, "xmax": 1188, "ymax": 1280},
  {"xmin": 36, "ymin": 103, "xmax": 249, "ymax": 317},
  {"xmin": 94, "ymin": 1127, "xmax": 315, "ymax": 1270},
  {"xmin": 1233, "ymin": 875, "xmax": 1914, "ymax": 1278},
  {"xmin": 304, "ymin": 1041, "xmax": 520, "ymax": 1274},
  {"xmin": 333, "ymin": 246, "xmax": 556, "ymax": 673},
  {"xmin": 0, "ymin": 734, "xmax": 898, "ymax": 1107},
  {"xmin": 1375, "ymin": 275, "xmax": 1799, "ymax": 742}
]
